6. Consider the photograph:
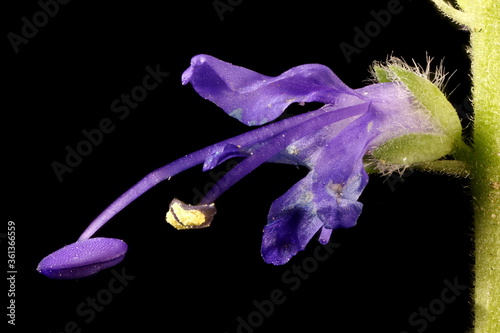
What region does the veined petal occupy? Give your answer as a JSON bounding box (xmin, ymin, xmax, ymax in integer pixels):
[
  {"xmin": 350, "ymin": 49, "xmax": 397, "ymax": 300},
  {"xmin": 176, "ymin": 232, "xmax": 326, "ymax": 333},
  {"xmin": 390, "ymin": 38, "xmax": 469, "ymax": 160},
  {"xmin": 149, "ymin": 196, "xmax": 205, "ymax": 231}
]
[
  {"xmin": 182, "ymin": 54, "xmax": 360, "ymax": 126},
  {"xmin": 262, "ymin": 175, "xmax": 323, "ymax": 265},
  {"xmin": 311, "ymin": 112, "xmax": 375, "ymax": 229},
  {"xmin": 262, "ymin": 107, "xmax": 377, "ymax": 264}
]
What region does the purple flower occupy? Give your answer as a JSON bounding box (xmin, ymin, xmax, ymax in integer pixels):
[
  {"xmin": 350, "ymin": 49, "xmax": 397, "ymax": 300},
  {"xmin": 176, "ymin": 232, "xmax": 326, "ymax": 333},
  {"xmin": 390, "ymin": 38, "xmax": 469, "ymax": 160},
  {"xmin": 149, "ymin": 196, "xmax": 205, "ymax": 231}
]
[
  {"xmin": 38, "ymin": 55, "xmax": 444, "ymax": 278},
  {"xmin": 180, "ymin": 55, "xmax": 439, "ymax": 264}
]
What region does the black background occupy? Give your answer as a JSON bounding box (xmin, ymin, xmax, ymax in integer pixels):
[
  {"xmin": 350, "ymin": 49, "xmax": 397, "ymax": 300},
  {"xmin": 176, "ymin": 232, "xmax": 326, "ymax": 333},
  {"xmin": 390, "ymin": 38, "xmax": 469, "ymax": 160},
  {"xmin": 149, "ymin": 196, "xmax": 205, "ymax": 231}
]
[{"xmin": 5, "ymin": 0, "xmax": 473, "ymax": 332}]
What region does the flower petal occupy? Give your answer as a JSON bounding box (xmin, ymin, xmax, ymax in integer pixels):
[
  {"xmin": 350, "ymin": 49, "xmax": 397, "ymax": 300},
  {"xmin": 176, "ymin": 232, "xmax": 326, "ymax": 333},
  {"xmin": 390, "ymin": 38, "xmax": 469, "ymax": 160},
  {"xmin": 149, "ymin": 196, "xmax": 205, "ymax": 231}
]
[
  {"xmin": 37, "ymin": 238, "xmax": 127, "ymax": 279},
  {"xmin": 312, "ymin": 152, "xmax": 370, "ymax": 230},
  {"xmin": 262, "ymin": 107, "xmax": 377, "ymax": 265},
  {"xmin": 261, "ymin": 213, "xmax": 324, "ymax": 265},
  {"xmin": 182, "ymin": 54, "xmax": 359, "ymax": 126},
  {"xmin": 261, "ymin": 175, "xmax": 323, "ymax": 265},
  {"xmin": 318, "ymin": 227, "xmax": 333, "ymax": 245}
]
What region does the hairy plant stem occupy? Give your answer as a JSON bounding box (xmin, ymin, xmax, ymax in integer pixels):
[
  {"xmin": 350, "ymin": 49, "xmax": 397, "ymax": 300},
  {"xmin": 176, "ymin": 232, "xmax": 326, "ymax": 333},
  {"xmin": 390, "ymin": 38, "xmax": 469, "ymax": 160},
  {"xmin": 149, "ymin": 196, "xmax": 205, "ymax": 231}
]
[
  {"xmin": 430, "ymin": 1, "xmax": 499, "ymax": 331},
  {"xmin": 467, "ymin": 4, "xmax": 500, "ymax": 333}
]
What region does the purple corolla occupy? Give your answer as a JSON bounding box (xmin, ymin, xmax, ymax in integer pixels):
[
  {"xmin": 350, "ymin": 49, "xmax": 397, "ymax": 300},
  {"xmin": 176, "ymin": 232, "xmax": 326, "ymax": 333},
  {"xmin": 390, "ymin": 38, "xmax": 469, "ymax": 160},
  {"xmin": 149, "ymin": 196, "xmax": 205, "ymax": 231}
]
[{"xmin": 38, "ymin": 54, "xmax": 445, "ymax": 278}]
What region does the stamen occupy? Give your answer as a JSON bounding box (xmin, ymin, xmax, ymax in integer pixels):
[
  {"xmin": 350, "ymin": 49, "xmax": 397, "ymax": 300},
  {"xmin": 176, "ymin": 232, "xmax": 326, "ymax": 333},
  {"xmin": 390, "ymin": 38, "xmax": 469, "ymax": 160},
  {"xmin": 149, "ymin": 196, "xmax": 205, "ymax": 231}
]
[
  {"xmin": 166, "ymin": 198, "xmax": 216, "ymax": 230},
  {"xmin": 77, "ymin": 105, "xmax": 343, "ymax": 240},
  {"xmin": 200, "ymin": 103, "xmax": 370, "ymax": 205}
]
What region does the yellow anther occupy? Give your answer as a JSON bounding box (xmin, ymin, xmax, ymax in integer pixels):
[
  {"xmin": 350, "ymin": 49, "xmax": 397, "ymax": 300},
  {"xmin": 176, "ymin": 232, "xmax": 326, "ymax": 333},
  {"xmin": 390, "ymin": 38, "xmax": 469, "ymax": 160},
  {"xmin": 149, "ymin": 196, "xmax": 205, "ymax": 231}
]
[{"xmin": 166, "ymin": 198, "xmax": 216, "ymax": 230}]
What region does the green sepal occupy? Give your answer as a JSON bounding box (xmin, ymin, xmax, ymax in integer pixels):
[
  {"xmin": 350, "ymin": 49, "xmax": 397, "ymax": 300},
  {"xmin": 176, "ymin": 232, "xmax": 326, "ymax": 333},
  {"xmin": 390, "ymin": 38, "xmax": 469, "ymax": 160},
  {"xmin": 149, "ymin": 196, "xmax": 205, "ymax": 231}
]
[
  {"xmin": 412, "ymin": 160, "xmax": 470, "ymax": 177},
  {"xmin": 373, "ymin": 66, "xmax": 391, "ymax": 83},
  {"xmin": 372, "ymin": 133, "xmax": 454, "ymax": 165},
  {"xmin": 373, "ymin": 63, "xmax": 462, "ymax": 143}
]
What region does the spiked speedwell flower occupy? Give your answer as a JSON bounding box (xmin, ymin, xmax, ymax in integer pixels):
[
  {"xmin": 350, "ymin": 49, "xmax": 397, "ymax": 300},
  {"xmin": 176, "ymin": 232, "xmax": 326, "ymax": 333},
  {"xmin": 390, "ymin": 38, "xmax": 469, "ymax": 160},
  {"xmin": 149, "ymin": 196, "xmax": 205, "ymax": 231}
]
[{"xmin": 38, "ymin": 54, "xmax": 458, "ymax": 278}]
